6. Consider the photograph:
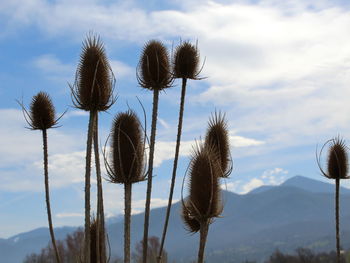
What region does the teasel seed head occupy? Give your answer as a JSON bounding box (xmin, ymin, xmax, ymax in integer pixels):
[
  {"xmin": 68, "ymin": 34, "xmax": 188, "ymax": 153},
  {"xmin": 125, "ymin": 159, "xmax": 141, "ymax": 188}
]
[
  {"xmin": 71, "ymin": 34, "xmax": 115, "ymax": 112},
  {"xmin": 173, "ymin": 41, "xmax": 200, "ymax": 79},
  {"xmin": 105, "ymin": 110, "xmax": 146, "ymax": 184},
  {"xmin": 204, "ymin": 111, "xmax": 231, "ymax": 178},
  {"xmin": 181, "ymin": 198, "xmax": 201, "ymax": 233},
  {"xmin": 188, "ymin": 143, "xmax": 222, "ymax": 221},
  {"xmin": 317, "ymin": 136, "xmax": 350, "ymax": 180},
  {"xmin": 137, "ymin": 40, "xmax": 172, "ymax": 91},
  {"xmin": 18, "ymin": 91, "xmax": 62, "ymax": 130}
]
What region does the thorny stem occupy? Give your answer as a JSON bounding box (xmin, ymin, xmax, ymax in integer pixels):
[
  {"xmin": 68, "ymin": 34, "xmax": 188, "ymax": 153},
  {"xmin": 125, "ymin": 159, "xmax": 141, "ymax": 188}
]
[
  {"xmin": 158, "ymin": 78, "xmax": 187, "ymax": 262},
  {"xmin": 198, "ymin": 219, "xmax": 209, "ymax": 263},
  {"xmin": 143, "ymin": 89, "xmax": 160, "ymax": 263},
  {"xmin": 335, "ymin": 178, "xmax": 340, "ymax": 263},
  {"xmin": 42, "ymin": 129, "xmax": 61, "ymax": 263},
  {"xmin": 124, "ymin": 183, "xmax": 132, "ymax": 263},
  {"xmin": 94, "ymin": 114, "xmax": 106, "ymax": 263},
  {"xmin": 84, "ymin": 111, "xmax": 96, "ymax": 263}
]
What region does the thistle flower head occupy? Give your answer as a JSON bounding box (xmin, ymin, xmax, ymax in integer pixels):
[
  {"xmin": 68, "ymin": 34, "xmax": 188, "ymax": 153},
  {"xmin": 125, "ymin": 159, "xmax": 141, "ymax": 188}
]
[
  {"xmin": 137, "ymin": 40, "xmax": 172, "ymax": 91},
  {"xmin": 187, "ymin": 143, "xmax": 222, "ymax": 221},
  {"xmin": 71, "ymin": 34, "xmax": 115, "ymax": 112},
  {"xmin": 173, "ymin": 41, "xmax": 200, "ymax": 79},
  {"xmin": 181, "ymin": 199, "xmax": 200, "ymax": 233},
  {"xmin": 204, "ymin": 111, "xmax": 231, "ymax": 178},
  {"xmin": 105, "ymin": 110, "xmax": 145, "ymax": 184},
  {"xmin": 317, "ymin": 136, "xmax": 350, "ymax": 180}
]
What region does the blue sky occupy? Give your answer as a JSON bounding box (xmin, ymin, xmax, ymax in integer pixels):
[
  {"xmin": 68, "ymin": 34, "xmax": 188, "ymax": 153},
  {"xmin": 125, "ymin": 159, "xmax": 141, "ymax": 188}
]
[{"xmin": 1, "ymin": 0, "xmax": 350, "ymax": 238}]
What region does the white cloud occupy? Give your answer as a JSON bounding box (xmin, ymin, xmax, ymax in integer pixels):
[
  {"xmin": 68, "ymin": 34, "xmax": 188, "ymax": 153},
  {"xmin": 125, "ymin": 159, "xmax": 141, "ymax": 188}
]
[
  {"xmin": 224, "ymin": 167, "xmax": 289, "ymax": 194},
  {"xmin": 110, "ymin": 60, "xmax": 133, "ymax": 79},
  {"xmin": 56, "ymin": 212, "xmax": 84, "ymax": 218}
]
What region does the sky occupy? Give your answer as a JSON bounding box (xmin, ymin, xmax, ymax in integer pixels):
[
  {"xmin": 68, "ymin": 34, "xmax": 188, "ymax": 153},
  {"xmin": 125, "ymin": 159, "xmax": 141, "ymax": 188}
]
[{"xmin": 1, "ymin": 0, "xmax": 350, "ymax": 238}]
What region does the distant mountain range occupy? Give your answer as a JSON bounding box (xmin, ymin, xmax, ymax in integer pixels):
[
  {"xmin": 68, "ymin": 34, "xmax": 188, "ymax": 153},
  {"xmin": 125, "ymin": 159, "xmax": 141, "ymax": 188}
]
[{"xmin": 2, "ymin": 175, "xmax": 350, "ymax": 263}]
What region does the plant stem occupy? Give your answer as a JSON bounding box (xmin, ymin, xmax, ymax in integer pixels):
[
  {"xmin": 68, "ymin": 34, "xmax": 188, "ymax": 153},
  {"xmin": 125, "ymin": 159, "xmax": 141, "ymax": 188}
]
[
  {"xmin": 85, "ymin": 111, "xmax": 96, "ymax": 263},
  {"xmin": 94, "ymin": 114, "xmax": 106, "ymax": 263},
  {"xmin": 197, "ymin": 219, "xmax": 209, "ymax": 263},
  {"xmin": 158, "ymin": 78, "xmax": 187, "ymax": 263},
  {"xmin": 42, "ymin": 129, "xmax": 61, "ymax": 263},
  {"xmin": 142, "ymin": 89, "xmax": 160, "ymax": 263},
  {"xmin": 335, "ymin": 178, "xmax": 340, "ymax": 263},
  {"xmin": 124, "ymin": 183, "xmax": 132, "ymax": 263}
]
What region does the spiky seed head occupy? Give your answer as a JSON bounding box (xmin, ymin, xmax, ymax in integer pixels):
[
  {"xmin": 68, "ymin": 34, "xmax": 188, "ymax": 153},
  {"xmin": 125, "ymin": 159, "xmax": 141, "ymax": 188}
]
[
  {"xmin": 181, "ymin": 199, "xmax": 200, "ymax": 233},
  {"xmin": 205, "ymin": 112, "xmax": 230, "ymax": 177},
  {"xmin": 72, "ymin": 35, "xmax": 114, "ymax": 112},
  {"xmin": 137, "ymin": 40, "xmax": 172, "ymax": 91},
  {"xmin": 327, "ymin": 137, "xmax": 349, "ymax": 179},
  {"xmin": 108, "ymin": 110, "xmax": 145, "ymax": 184},
  {"xmin": 173, "ymin": 41, "xmax": 200, "ymax": 79},
  {"xmin": 29, "ymin": 92, "xmax": 56, "ymax": 130},
  {"xmin": 188, "ymin": 144, "xmax": 222, "ymax": 220}
]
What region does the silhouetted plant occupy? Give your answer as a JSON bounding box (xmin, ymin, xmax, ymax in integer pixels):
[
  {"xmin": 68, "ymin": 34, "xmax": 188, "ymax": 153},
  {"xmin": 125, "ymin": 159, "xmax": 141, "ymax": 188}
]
[
  {"xmin": 182, "ymin": 142, "xmax": 223, "ymax": 263},
  {"xmin": 204, "ymin": 111, "xmax": 231, "ymax": 178},
  {"xmin": 19, "ymin": 91, "xmax": 64, "ymax": 263},
  {"xmin": 133, "ymin": 236, "xmax": 168, "ymax": 263},
  {"xmin": 137, "ymin": 39, "xmax": 172, "ymax": 263},
  {"xmin": 104, "ymin": 110, "xmax": 146, "ymax": 263},
  {"xmin": 316, "ymin": 136, "xmax": 350, "ymax": 263},
  {"xmin": 158, "ymin": 41, "xmax": 202, "ymax": 262},
  {"xmin": 70, "ymin": 34, "xmax": 115, "ymax": 263}
]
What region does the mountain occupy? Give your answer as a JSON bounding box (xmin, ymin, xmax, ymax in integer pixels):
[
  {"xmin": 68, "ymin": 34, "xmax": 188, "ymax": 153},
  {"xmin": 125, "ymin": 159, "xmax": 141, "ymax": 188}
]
[
  {"xmin": 3, "ymin": 175, "xmax": 350, "ymax": 263},
  {"xmin": 249, "ymin": 175, "xmax": 350, "ymax": 195}
]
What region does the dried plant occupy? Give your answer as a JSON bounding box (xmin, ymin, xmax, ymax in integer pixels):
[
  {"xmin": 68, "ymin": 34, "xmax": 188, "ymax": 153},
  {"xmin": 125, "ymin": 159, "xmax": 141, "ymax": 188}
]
[
  {"xmin": 316, "ymin": 136, "xmax": 350, "ymax": 263},
  {"xmin": 137, "ymin": 39, "xmax": 172, "ymax": 263},
  {"xmin": 204, "ymin": 111, "xmax": 232, "ymax": 178},
  {"xmin": 70, "ymin": 34, "xmax": 115, "ymax": 263},
  {"xmin": 19, "ymin": 91, "xmax": 63, "ymax": 263},
  {"xmin": 104, "ymin": 110, "xmax": 146, "ymax": 263},
  {"xmin": 158, "ymin": 41, "xmax": 202, "ymax": 262},
  {"xmin": 182, "ymin": 142, "xmax": 223, "ymax": 263}
]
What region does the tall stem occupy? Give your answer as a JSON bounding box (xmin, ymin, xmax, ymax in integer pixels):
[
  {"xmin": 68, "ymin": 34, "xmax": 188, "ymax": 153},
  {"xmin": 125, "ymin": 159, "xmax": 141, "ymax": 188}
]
[
  {"xmin": 197, "ymin": 220, "xmax": 209, "ymax": 263},
  {"xmin": 42, "ymin": 129, "xmax": 61, "ymax": 263},
  {"xmin": 85, "ymin": 111, "xmax": 96, "ymax": 263},
  {"xmin": 94, "ymin": 114, "xmax": 106, "ymax": 263},
  {"xmin": 124, "ymin": 183, "xmax": 132, "ymax": 263},
  {"xmin": 335, "ymin": 178, "xmax": 340, "ymax": 263},
  {"xmin": 143, "ymin": 89, "xmax": 160, "ymax": 263},
  {"xmin": 158, "ymin": 78, "xmax": 187, "ymax": 262}
]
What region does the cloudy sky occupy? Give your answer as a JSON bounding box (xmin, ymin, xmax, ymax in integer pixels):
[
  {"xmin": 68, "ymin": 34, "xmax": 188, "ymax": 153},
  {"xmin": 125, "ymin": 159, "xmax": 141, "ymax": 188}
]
[{"xmin": 1, "ymin": 0, "xmax": 350, "ymax": 238}]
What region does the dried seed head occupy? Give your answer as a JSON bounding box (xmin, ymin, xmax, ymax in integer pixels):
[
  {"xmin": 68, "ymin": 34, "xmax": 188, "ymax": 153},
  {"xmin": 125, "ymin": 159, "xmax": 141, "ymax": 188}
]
[
  {"xmin": 204, "ymin": 112, "xmax": 231, "ymax": 177},
  {"xmin": 107, "ymin": 110, "xmax": 145, "ymax": 184},
  {"xmin": 181, "ymin": 199, "xmax": 200, "ymax": 233},
  {"xmin": 173, "ymin": 41, "xmax": 200, "ymax": 79},
  {"xmin": 327, "ymin": 137, "xmax": 349, "ymax": 179},
  {"xmin": 137, "ymin": 40, "xmax": 172, "ymax": 91},
  {"xmin": 29, "ymin": 92, "xmax": 56, "ymax": 130},
  {"xmin": 188, "ymin": 144, "xmax": 222, "ymax": 220},
  {"xmin": 71, "ymin": 35, "xmax": 114, "ymax": 112}
]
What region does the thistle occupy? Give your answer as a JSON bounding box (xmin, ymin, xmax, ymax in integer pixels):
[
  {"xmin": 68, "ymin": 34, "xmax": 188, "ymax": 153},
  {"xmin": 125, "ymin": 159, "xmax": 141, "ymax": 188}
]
[
  {"xmin": 158, "ymin": 41, "xmax": 202, "ymax": 262},
  {"xmin": 182, "ymin": 143, "xmax": 223, "ymax": 263},
  {"xmin": 317, "ymin": 136, "xmax": 350, "ymax": 263},
  {"xmin": 70, "ymin": 34, "xmax": 115, "ymax": 263},
  {"xmin": 137, "ymin": 40, "xmax": 172, "ymax": 263},
  {"xmin": 19, "ymin": 91, "xmax": 63, "ymax": 263},
  {"xmin": 204, "ymin": 112, "xmax": 231, "ymax": 178},
  {"xmin": 104, "ymin": 110, "xmax": 146, "ymax": 263}
]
